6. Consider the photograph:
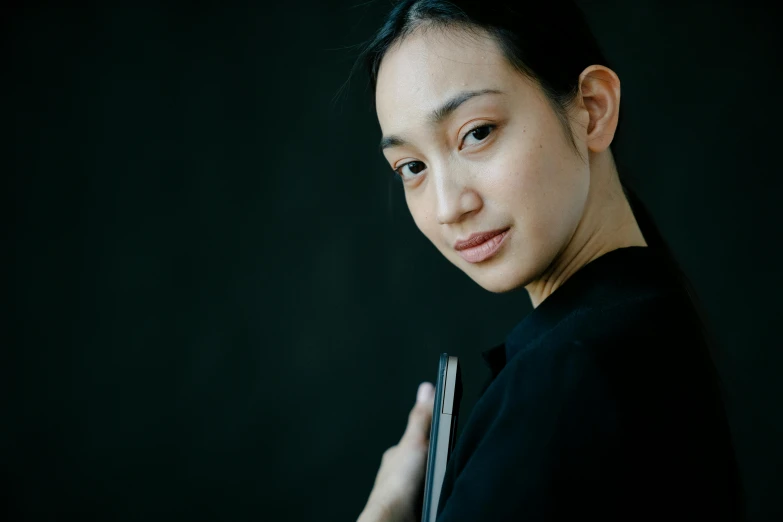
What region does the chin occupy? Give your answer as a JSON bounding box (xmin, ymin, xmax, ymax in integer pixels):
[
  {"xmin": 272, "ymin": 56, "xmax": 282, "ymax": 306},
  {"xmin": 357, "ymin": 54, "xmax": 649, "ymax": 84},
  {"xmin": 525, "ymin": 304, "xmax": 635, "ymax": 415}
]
[
  {"xmin": 445, "ymin": 250, "xmax": 532, "ymax": 293},
  {"xmin": 470, "ymin": 270, "xmax": 527, "ymax": 294}
]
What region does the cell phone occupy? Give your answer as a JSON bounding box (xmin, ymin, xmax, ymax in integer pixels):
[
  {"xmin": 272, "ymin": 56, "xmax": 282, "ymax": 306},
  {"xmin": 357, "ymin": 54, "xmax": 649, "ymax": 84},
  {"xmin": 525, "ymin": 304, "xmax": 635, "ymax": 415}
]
[{"xmin": 420, "ymin": 353, "xmax": 462, "ymax": 522}]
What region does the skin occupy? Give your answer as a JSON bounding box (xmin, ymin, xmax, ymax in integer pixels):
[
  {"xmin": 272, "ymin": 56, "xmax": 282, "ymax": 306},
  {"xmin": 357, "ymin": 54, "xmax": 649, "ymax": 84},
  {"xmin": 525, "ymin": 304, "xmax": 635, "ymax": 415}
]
[
  {"xmin": 375, "ymin": 25, "xmax": 647, "ymax": 308},
  {"xmin": 359, "ymin": 24, "xmax": 648, "ymax": 522}
]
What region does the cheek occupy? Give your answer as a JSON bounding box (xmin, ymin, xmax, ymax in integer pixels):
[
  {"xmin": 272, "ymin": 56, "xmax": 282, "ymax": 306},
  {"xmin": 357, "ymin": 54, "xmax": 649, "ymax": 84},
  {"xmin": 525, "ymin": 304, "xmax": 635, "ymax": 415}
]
[
  {"xmin": 406, "ymin": 194, "xmax": 438, "ymax": 243},
  {"xmin": 497, "ymin": 142, "xmax": 588, "ymax": 243},
  {"xmin": 485, "ymin": 122, "xmax": 550, "ymax": 197},
  {"xmin": 487, "ymin": 144, "xmax": 548, "ymax": 216}
]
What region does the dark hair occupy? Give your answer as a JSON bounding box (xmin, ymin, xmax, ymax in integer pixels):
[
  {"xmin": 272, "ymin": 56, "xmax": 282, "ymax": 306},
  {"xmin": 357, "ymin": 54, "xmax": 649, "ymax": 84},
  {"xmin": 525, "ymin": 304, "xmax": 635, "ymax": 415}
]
[
  {"xmin": 349, "ymin": 0, "xmax": 718, "ymax": 351},
  {"xmin": 351, "ymin": 0, "xmax": 655, "ymax": 244}
]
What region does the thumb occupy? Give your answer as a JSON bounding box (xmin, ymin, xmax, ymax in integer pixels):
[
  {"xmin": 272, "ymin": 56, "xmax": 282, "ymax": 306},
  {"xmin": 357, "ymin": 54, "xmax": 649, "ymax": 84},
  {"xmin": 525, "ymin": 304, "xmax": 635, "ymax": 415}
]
[{"xmin": 400, "ymin": 382, "xmax": 435, "ymax": 445}]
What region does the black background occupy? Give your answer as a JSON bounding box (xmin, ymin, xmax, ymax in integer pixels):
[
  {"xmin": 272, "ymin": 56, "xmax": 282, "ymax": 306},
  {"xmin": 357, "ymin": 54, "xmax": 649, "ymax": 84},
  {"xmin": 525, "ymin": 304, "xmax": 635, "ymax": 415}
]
[{"xmin": 5, "ymin": 2, "xmax": 782, "ymax": 521}]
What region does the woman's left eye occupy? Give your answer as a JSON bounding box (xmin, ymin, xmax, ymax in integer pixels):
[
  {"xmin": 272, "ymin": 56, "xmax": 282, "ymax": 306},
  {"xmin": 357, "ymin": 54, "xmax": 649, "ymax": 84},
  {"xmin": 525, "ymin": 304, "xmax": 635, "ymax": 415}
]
[{"xmin": 462, "ymin": 124, "xmax": 496, "ymax": 146}]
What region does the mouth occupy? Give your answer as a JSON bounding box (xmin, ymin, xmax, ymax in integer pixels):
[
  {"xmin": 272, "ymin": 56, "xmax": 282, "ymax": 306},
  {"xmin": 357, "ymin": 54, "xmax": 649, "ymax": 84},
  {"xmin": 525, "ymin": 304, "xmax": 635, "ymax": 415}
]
[{"xmin": 454, "ymin": 228, "xmax": 510, "ymax": 264}]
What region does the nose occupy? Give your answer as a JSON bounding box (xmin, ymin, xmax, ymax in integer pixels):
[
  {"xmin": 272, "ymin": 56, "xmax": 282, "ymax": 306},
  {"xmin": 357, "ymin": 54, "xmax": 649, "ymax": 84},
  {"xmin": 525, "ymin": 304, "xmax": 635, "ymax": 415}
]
[{"xmin": 434, "ymin": 167, "xmax": 482, "ymax": 225}]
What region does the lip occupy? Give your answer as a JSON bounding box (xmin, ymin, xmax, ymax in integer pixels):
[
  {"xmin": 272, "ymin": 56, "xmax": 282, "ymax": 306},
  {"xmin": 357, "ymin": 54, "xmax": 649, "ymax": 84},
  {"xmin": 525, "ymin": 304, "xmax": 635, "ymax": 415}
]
[{"xmin": 454, "ymin": 228, "xmax": 510, "ymax": 264}]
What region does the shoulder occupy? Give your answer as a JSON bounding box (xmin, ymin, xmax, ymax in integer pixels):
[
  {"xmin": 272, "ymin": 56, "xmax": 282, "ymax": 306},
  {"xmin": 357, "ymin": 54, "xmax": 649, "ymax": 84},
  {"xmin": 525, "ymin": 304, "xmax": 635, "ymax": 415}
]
[
  {"xmin": 550, "ymin": 286, "xmax": 700, "ymax": 347},
  {"xmin": 515, "ymin": 285, "xmax": 706, "ymax": 376},
  {"xmin": 486, "ymin": 286, "xmax": 707, "ymax": 417}
]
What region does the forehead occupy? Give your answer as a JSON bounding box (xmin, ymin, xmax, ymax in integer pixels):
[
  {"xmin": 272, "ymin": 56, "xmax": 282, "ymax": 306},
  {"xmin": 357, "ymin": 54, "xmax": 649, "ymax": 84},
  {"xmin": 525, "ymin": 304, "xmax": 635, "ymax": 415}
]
[
  {"xmin": 375, "ymin": 27, "xmax": 519, "ymax": 127},
  {"xmin": 375, "ymin": 29, "xmax": 519, "ymax": 126}
]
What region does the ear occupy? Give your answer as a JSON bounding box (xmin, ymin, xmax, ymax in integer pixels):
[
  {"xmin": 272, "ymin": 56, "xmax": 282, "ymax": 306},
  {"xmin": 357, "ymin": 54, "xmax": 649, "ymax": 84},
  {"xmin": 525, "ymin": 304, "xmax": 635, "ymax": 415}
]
[{"xmin": 577, "ymin": 65, "xmax": 621, "ymax": 153}]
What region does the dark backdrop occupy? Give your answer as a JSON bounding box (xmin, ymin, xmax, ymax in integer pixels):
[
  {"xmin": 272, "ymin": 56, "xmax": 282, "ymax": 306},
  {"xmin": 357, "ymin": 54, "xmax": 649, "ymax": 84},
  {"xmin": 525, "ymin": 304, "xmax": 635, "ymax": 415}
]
[{"xmin": 5, "ymin": 2, "xmax": 782, "ymax": 521}]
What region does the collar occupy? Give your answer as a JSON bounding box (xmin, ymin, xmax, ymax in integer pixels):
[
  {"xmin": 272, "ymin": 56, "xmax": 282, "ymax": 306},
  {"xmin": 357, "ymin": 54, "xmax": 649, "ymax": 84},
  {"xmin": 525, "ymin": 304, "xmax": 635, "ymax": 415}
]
[{"xmin": 480, "ymin": 342, "xmax": 507, "ymax": 379}]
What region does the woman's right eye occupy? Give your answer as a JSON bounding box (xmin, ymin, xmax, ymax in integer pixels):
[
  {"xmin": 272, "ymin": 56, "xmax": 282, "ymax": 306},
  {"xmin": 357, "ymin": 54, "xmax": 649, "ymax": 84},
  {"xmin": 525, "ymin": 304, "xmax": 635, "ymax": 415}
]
[{"xmin": 394, "ymin": 161, "xmax": 426, "ymax": 179}]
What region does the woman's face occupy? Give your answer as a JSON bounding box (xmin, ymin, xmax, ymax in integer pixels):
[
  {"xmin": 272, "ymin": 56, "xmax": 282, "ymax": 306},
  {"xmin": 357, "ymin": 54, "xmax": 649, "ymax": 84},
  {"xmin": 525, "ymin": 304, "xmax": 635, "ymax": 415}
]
[{"xmin": 375, "ymin": 27, "xmax": 592, "ymax": 293}]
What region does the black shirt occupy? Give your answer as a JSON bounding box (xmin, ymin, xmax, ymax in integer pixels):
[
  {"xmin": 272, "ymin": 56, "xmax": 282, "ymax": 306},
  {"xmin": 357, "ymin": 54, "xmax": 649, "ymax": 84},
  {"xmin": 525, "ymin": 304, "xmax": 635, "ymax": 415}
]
[{"xmin": 435, "ymin": 246, "xmax": 743, "ymax": 521}]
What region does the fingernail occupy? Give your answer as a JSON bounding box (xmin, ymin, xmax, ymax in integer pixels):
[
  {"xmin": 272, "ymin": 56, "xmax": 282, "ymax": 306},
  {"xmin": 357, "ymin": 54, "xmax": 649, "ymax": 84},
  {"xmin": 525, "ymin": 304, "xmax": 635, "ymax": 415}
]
[{"xmin": 417, "ymin": 382, "xmax": 432, "ymax": 403}]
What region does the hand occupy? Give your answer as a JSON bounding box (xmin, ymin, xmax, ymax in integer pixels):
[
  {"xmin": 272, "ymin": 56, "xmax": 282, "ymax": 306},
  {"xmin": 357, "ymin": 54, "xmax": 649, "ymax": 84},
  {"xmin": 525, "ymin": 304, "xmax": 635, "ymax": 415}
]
[{"xmin": 359, "ymin": 382, "xmax": 436, "ymax": 522}]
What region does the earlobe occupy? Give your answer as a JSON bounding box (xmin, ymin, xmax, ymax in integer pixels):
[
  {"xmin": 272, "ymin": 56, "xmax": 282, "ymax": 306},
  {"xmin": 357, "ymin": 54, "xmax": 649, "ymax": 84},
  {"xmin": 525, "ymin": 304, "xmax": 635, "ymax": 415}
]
[{"xmin": 578, "ymin": 65, "xmax": 621, "ymax": 153}]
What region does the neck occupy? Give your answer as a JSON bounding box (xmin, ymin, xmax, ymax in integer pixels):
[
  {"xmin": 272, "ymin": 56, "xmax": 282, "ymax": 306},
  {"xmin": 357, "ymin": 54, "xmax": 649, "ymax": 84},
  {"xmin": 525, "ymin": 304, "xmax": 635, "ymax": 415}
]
[{"xmin": 525, "ymin": 151, "xmax": 647, "ymax": 309}]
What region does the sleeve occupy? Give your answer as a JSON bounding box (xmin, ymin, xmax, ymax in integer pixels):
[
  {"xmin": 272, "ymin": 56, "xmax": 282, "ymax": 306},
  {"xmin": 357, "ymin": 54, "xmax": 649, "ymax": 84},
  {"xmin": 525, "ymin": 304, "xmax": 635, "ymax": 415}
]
[{"xmin": 435, "ymin": 342, "xmax": 622, "ymax": 521}]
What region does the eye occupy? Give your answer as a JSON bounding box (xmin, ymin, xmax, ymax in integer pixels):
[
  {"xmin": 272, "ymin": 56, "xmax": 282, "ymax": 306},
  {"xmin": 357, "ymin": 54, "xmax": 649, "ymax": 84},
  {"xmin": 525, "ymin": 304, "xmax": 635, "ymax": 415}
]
[
  {"xmin": 462, "ymin": 124, "xmax": 496, "ymax": 147},
  {"xmin": 394, "ymin": 161, "xmax": 426, "ymax": 179}
]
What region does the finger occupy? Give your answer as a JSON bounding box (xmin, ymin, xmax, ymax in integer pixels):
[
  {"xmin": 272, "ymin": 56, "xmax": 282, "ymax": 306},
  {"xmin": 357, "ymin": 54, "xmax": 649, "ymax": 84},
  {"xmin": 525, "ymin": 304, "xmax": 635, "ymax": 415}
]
[
  {"xmin": 400, "ymin": 383, "xmax": 435, "ymax": 445},
  {"xmin": 416, "ymin": 382, "xmax": 434, "ymax": 404},
  {"xmin": 400, "ymin": 403, "xmax": 432, "ymax": 446}
]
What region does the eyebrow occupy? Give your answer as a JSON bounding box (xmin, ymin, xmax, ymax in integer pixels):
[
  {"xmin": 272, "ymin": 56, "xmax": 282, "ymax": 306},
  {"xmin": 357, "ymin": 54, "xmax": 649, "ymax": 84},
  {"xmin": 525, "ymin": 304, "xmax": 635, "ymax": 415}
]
[{"xmin": 379, "ymin": 88, "xmax": 505, "ymax": 152}]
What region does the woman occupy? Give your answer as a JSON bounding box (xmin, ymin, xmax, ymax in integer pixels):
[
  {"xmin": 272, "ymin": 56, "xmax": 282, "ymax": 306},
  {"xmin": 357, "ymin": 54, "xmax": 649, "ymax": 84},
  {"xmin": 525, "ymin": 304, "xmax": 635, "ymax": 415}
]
[{"xmin": 354, "ymin": 1, "xmax": 744, "ymax": 521}]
